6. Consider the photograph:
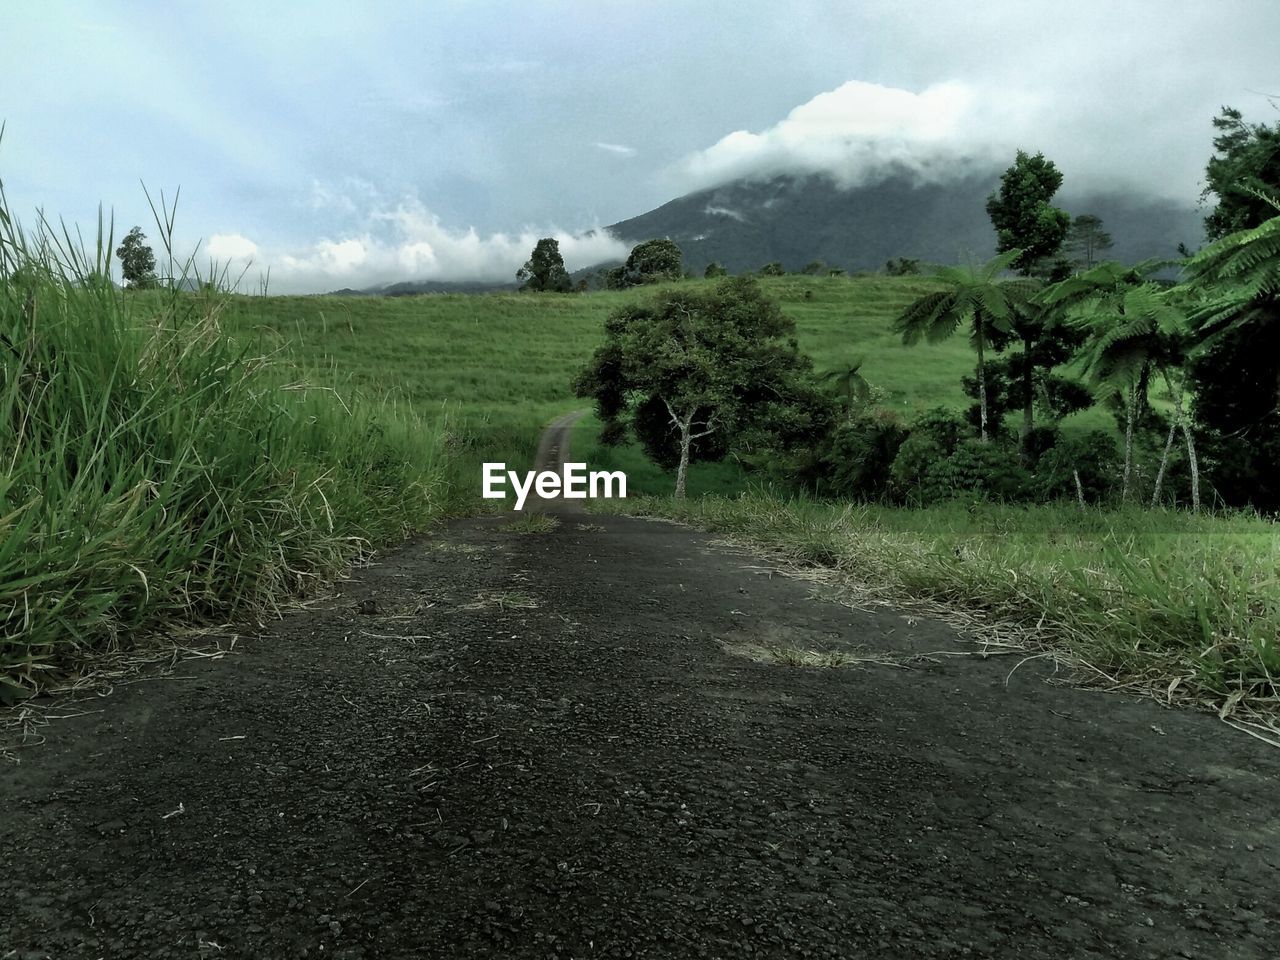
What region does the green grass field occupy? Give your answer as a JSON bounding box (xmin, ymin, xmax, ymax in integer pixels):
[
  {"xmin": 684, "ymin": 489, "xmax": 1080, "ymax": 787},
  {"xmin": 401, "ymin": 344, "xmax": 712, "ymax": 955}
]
[
  {"xmin": 216, "ymin": 277, "xmax": 979, "ymax": 493},
  {"xmin": 219, "ymin": 274, "xmax": 1120, "ymax": 497}
]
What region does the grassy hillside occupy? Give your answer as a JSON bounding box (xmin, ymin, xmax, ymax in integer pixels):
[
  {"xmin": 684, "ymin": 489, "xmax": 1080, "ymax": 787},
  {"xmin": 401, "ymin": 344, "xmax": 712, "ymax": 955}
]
[{"xmin": 220, "ymin": 275, "xmax": 1080, "ymax": 495}]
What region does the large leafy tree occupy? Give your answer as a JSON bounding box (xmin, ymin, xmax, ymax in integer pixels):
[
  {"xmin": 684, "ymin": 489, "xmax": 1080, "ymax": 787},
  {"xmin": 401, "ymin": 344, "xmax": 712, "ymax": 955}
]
[
  {"xmin": 893, "ymin": 250, "xmax": 1033, "ymax": 442},
  {"xmin": 1201, "ymin": 106, "xmax": 1280, "ymax": 241},
  {"xmin": 573, "ymin": 277, "xmax": 832, "ymax": 497},
  {"xmin": 517, "ymin": 237, "xmax": 572, "ymax": 292},
  {"xmin": 115, "ymin": 226, "xmax": 157, "ymax": 289},
  {"xmin": 621, "ymin": 238, "xmax": 683, "ymax": 286},
  {"xmin": 985, "ymin": 150, "xmax": 1071, "ymax": 276}
]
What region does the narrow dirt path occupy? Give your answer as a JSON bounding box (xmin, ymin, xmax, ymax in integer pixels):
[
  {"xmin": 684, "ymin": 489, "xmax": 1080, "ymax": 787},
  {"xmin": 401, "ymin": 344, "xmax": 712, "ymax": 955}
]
[{"xmin": 2, "ymin": 417, "xmax": 1277, "ymax": 958}]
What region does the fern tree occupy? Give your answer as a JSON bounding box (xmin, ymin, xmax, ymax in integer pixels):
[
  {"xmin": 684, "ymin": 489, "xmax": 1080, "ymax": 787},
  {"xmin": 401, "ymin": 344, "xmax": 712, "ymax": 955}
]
[
  {"xmin": 1048, "ymin": 268, "xmax": 1198, "ymax": 508},
  {"xmin": 893, "ymin": 251, "xmax": 1031, "ymax": 442},
  {"xmin": 1183, "ymin": 204, "xmax": 1280, "ymax": 402},
  {"xmin": 1180, "ymin": 203, "xmax": 1280, "ymax": 511},
  {"xmin": 820, "ymin": 360, "xmax": 872, "ymax": 423}
]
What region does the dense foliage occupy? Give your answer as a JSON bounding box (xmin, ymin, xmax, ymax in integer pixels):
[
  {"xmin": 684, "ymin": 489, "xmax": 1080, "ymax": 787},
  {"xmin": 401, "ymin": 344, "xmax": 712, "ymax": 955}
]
[
  {"xmin": 517, "ymin": 237, "xmax": 572, "ymax": 292},
  {"xmin": 573, "ymin": 277, "xmax": 833, "ymax": 497},
  {"xmin": 985, "ymin": 151, "xmax": 1071, "ymax": 275},
  {"xmin": 115, "ymin": 225, "xmax": 157, "ymax": 288}
]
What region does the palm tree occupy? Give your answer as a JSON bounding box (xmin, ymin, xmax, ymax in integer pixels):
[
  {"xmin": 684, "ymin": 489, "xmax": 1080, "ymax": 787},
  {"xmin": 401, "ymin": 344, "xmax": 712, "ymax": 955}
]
[
  {"xmin": 893, "ymin": 251, "xmax": 1031, "ymax": 442},
  {"xmin": 1048, "ymin": 272, "xmax": 1198, "ymax": 509},
  {"xmin": 820, "ymin": 359, "xmax": 872, "ymax": 423}
]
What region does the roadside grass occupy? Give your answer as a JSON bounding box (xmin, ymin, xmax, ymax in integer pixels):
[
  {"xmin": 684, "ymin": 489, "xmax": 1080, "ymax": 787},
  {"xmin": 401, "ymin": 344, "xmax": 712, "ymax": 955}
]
[
  {"xmin": 614, "ymin": 492, "xmax": 1280, "ymax": 724},
  {"xmin": 0, "ymin": 204, "xmax": 450, "ymax": 700}
]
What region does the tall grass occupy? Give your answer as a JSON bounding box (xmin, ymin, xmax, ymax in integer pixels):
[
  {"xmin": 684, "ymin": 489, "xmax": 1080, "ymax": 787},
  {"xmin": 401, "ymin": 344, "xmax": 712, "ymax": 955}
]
[
  {"xmin": 615, "ymin": 492, "xmax": 1280, "ymax": 709},
  {"xmin": 0, "ymin": 193, "xmax": 450, "ymax": 701}
]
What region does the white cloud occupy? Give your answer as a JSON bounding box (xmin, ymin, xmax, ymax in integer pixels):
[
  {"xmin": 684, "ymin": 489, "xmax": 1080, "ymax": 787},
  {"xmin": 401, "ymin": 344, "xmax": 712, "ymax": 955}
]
[
  {"xmin": 704, "ymin": 205, "xmax": 746, "ymax": 222},
  {"xmin": 215, "ymin": 195, "xmax": 630, "ymax": 293},
  {"xmin": 206, "ymin": 232, "xmax": 259, "ymax": 260},
  {"xmin": 676, "ymin": 80, "xmax": 1019, "ymax": 191},
  {"xmin": 594, "ymin": 142, "xmax": 638, "ymax": 157}
]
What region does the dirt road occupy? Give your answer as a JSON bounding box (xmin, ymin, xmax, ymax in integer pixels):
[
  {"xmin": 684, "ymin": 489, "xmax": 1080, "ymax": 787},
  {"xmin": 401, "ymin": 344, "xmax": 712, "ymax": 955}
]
[{"xmin": 2, "ymin": 417, "xmax": 1277, "ymax": 958}]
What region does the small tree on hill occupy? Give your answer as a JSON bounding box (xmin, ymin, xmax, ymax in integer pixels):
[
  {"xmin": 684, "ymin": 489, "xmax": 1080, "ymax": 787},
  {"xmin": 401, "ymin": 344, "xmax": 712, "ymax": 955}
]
[
  {"xmin": 759, "ymin": 261, "xmax": 786, "ymax": 276},
  {"xmin": 115, "ymin": 226, "xmax": 157, "ymax": 289},
  {"xmin": 621, "ymin": 238, "xmax": 682, "ymax": 286},
  {"xmin": 1064, "ymin": 214, "xmax": 1113, "ymax": 270},
  {"xmin": 986, "ymin": 150, "xmax": 1071, "ymax": 276},
  {"xmin": 573, "ymin": 277, "xmax": 832, "ymax": 497},
  {"xmin": 517, "ymin": 237, "xmax": 572, "ymax": 292},
  {"xmin": 704, "ymin": 261, "xmax": 727, "ymax": 278},
  {"xmin": 885, "ymin": 257, "xmax": 921, "ymax": 276}
]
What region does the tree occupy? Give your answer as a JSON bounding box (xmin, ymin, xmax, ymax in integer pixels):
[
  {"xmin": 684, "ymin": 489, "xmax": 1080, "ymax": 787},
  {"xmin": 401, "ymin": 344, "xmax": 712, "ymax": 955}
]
[
  {"xmin": 801, "ymin": 260, "xmax": 826, "ymax": 275},
  {"xmin": 820, "ymin": 360, "xmax": 872, "ymax": 423},
  {"xmin": 1202, "ymin": 106, "xmax": 1280, "ymax": 241},
  {"xmin": 1181, "ymin": 201, "xmax": 1280, "ymax": 511},
  {"xmin": 517, "ymin": 237, "xmax": 572, "ymax": 292},
  {"xmin": 1046, "ymin": 264, "xmax": 1199, "ymax": 507},
  {"xmin": 1064, "ymin": 214, "xmax": 1114, "ymax": 270},
  {"xmin": 620, "ymin": 239, "xmax": 682, "ymax": 286},
  {"xmin": 704, "ymin": 261, "xmax": 727, "ymax": 278},
  {"xmin": 985, "ymin": 150, "xmax": 1071, "ymax": 275},
  {"xmin": 759, "ymin": 261, "xmax": 786, "ymax": 276},
  {"xmin": 573, "ymin": 277, "xmax": 832, "ymax": 498},
  {"xmin": 885, "ymin": 257, "xmax": 921, "ymax": 276},
  {"xmin": 115, "ymin": 226, "xmax": 157, "ymax": 289},
  {"xmin": 893, "ymin": 250, "xmax": 1033, "ymax": 442}
]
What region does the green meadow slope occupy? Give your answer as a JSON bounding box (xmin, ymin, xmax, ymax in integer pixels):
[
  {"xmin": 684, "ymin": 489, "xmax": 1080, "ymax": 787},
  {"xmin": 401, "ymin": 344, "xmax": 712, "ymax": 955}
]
[{"xmin": 220, "ymin": 275, "xmax": 1082, "ymax": 493}]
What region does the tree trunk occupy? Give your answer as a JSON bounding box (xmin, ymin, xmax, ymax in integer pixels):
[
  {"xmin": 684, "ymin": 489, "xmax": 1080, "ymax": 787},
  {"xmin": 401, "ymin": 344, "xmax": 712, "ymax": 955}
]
[
  {"xmin": 1121, "ymin": 384, "xmax": 1137, "ymax": 503},
  {"xmin": 1073, "ymin": 468, "xmax": 1086, "ymax": 511},
  {"xmin": 674, "ymin": 419, "xmax": 691, "ymax": 499},
  {"xmin": 1020, "ymin": 334, "xmax": 1035, "ymax": 462},
  {"xmin": 1151, "ymin": 418, "xmax": 1178, "ymax": 507},
  {"xmin": 1177, "ymin": 427, "xmax": 1198, "ymax": 519},
  {"xmin": 976, "ymin": 325, "xmax": 989, "ymax": 442},
  {"xmin": 1167, "ymin": 379, "xmax": 1200, "ymax": 513}
]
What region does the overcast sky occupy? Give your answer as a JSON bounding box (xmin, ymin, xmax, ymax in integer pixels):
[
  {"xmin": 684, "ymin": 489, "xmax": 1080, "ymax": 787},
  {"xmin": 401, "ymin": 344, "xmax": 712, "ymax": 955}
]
[{"xmin": 3, "ymin": 1, "xmax": 1277, "ymax": 291}]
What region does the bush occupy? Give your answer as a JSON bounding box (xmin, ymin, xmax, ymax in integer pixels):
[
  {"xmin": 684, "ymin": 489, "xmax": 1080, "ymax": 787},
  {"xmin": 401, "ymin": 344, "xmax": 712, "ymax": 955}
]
[
  {"xmin": 1033, "ymin": 430, "xmax": 1119, "ymax": 504},
  {"xmin": 921, "ymin": 439, "xmax": 1032, "ymax": 502},
  {"xmin": 820, "ymin": 410, "xmax": 908, "ymax": 500},
  {"xmin": 888, "ymin": 408, "xmax": 971, "ymax": 498}
]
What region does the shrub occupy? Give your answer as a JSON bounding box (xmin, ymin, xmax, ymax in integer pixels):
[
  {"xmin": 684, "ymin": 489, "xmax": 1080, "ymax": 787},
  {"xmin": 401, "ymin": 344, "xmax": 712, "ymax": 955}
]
[
  {"xmin": 1034, "ymin": 430, "xmax": 1120, "ymax": 504},
  {"xmin": 921, "ymin": 439, "xmax": 1032, "ymax": 502},
  {"xmin": 821, "ymin": 410, "xmax": 908, "ymax": 500}
]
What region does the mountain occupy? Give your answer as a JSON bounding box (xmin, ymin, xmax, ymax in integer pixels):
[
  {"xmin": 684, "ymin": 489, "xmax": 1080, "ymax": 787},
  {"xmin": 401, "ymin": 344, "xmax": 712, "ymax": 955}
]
[
  {"xmin": 327, "ymin": 279, "xmax": 518, "ymax": 296},
  {"xmin": 605, "ymin": 172, "xmax": 1205, "ymax": 275}
]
